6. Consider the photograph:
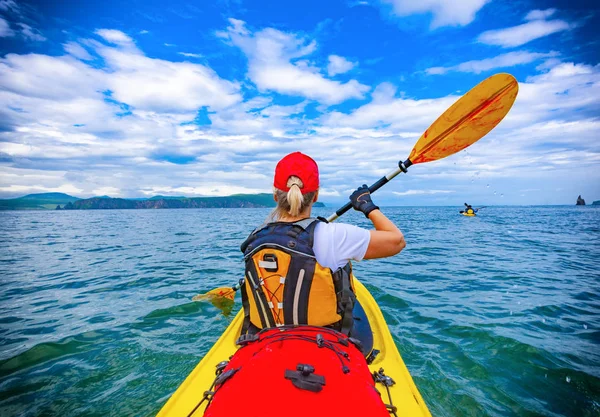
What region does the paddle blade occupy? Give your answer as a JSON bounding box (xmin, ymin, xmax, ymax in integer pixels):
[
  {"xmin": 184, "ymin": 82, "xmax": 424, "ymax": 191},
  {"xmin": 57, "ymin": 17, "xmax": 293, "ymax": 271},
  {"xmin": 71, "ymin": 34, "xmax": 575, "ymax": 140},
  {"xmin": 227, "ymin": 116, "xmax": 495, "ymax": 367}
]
[
  {"xmin": 408, "ymin": 73, "xmax": 518, "ymax": 165},
  {"xmin": 192, "ymin": 287, "xmax": 236, "ymax": 302}
]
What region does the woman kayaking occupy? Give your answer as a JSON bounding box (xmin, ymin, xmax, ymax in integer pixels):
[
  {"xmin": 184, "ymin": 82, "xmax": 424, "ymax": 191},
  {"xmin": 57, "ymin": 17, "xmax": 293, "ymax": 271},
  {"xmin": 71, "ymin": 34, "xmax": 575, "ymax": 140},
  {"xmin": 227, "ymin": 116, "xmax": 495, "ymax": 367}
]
[{"xmin": 239, "ymin": 151, "xmax": 405, "ymax": 335}]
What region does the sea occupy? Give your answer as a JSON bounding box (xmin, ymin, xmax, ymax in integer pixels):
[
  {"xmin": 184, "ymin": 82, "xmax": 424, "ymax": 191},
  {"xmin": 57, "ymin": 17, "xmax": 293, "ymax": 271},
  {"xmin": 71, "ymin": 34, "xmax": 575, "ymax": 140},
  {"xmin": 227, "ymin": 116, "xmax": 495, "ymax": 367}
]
[{"xmin": 0, "ymin": 206, "xmax": 599, "ymax": 417}]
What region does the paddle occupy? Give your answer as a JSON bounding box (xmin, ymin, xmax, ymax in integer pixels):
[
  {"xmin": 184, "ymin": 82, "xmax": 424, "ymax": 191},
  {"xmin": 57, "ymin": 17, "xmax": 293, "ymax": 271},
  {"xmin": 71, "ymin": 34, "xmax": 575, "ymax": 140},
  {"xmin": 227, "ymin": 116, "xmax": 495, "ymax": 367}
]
[
  {"xmin": 194, "ymin": 72, "xmax": 519, "ymax": 301},
  {"xmin": 327, "ymin": 73, "xmax": 518, "ymax": 221},
  {"xmin": 191, "ymin": 284, "xmax": 238, "ymax": 302}
]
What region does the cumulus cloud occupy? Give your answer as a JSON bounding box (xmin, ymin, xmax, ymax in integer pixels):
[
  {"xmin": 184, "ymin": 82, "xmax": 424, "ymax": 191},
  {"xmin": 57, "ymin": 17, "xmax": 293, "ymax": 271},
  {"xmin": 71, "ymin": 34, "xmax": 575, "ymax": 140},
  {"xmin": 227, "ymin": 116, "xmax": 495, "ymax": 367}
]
[
  {"xmin": 322, "ymin": 81, "xmax": 458, "ymax": 129},
  {"xmin": 381, "ymin": 0, "xmax": 488, "ymax": 29},
  {"xmin": 218, "ymin": 18, "xmax": 369, "ymax": 104},
  {"xmin": 0, "ymin": 16, "xmax": 13, "ymax": 37},
  {"xmin": 327, "ymin": 55, "xmax": 356, "ymax": 76},
  {"xmin": 95, "ymin": 28, "xmax": 135, "ymax": 46},
  {"xmin": 426, "ymin": 51, "xmax": 559, "ymax": 75},
  {"xmin": 477, "ymin": 9, "xmax": 571, "ymax": 48},
  {"xmin": 96, "ymin": 45, "xmax": 241, "ymax": 112},
  {"xmin": 525, "ymin": 9, "xmax": 557, "ymax": 21},
  {"xmin": 0, "ymin": 182, "xmax": 84, "ymax": 196},
  {"xmin": 63, "ymin": 41, "xmax": 93, "ymax": 60}
]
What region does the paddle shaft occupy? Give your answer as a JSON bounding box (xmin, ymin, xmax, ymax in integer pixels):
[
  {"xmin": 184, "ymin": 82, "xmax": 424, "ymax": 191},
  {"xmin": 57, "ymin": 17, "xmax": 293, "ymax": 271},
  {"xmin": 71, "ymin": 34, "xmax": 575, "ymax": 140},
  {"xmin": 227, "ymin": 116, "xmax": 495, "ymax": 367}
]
[{"xmin": 326, "ymin": 159, "xmax": 413, "ymax": 222}]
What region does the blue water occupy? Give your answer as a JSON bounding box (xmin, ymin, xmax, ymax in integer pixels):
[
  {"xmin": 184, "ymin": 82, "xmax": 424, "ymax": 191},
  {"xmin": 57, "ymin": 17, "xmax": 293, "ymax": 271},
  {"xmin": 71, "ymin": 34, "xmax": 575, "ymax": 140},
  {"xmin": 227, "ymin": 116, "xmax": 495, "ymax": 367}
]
[{"xmin": 0, "ymin": 207, "xmax": 599, "ymax": 417}]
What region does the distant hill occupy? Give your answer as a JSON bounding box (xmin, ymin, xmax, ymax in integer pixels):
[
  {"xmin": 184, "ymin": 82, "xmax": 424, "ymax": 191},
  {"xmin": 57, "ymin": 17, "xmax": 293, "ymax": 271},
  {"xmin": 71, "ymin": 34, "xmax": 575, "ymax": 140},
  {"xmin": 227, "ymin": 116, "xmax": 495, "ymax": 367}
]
[
  {"xmin": 62, "ymin": 195, "xmax": 269, "ymax": 210},
  {"xmin": 1, "ymin": 192, "xmax": 326, "ymax": 210},
  {"xmin": 61, "ymin": 194, "xmax": 324, "ymax": 210},
  {"xmin": 148, "ymin": 195, "xmax": 187, "ymax": 200},
  {"xmin": 18, "ymin": 192, "xmax": 79, "ymax": 201},
  {"xmin": 0, "ymin": 192, "xmax": 80, "ymax": 210},
  {"xmin": 593, "ymin": 200, "xmax": 600, "ymax": 206}
]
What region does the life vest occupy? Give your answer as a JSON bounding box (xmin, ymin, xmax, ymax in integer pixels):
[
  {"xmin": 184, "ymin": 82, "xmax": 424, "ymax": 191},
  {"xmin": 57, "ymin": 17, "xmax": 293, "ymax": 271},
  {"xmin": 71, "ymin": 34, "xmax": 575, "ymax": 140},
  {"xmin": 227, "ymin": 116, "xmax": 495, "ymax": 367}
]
[
  {"xmin": 202, "ymin": 327, "xmax": 391, "ymax": 417},
  {"xmin": 240, "ymin": 218, "xmax": 356, "ymax": 334},
  {"xmin": 466, "ymin": 208, "xmax": 474, "ymax": 214}
]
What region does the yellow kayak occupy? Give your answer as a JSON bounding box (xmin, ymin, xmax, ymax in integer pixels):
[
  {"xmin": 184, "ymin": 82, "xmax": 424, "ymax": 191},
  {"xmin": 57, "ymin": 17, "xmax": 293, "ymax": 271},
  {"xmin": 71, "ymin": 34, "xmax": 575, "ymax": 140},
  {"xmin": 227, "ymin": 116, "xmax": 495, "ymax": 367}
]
[
  {"xmin": 462, "ymin": 212, "xmax": 476, "ymax": 217},
  {"xmin": 157, "ymin": 279, "xmax": 431, "ymax": 417}
]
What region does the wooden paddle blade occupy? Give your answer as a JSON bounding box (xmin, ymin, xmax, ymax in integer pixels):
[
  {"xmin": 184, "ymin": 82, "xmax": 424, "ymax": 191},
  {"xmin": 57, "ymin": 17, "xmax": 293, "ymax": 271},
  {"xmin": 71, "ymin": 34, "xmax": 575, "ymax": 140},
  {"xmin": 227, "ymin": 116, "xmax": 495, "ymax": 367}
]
[
  {"xmin": 192, "ymin": 287, "xmax": 236, "ymax": 302},
  {"xmin": 409, "ymin": 73, "xmax": 518, "ymax": 165}
]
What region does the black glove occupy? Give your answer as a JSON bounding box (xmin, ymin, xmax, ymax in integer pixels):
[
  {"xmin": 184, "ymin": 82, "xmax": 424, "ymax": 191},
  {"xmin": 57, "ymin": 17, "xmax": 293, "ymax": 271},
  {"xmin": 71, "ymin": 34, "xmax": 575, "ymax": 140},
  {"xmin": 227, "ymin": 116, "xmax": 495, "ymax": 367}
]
[{"xmin": 350, "ymin": 185, "xmax": 379, "ymax": 218}]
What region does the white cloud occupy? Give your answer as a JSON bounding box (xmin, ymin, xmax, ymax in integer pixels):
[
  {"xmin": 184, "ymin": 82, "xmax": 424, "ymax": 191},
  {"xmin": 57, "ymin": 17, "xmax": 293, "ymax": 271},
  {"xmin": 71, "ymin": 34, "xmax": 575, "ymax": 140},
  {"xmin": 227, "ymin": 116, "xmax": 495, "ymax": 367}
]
[
  {"xmin": 69, "ymin": 29, "xmax": 243, "ymax": 113},
  {"xmin": 392, "ymin": 189, "xmax": 454, "ymax": 196},
  {"xmin": 63, "ymin": 41, "xmax": 93, "ymax": 60},
  {"xmin": 478, "ymin": 19, "xmax": 571, "ymax": 48},
  {"xmin": 17, "ymin": 23, "xmax": 45, "ymax": 41},
  {"xmin": 425, "ymin": 51, "xmax": 558, "ymax": 75},
  {"xmin": 0, "ymin": 16, "xmax": 13, "ymax": 37},
  {"xmin": 140, "ymin": 184, "xmax": 269, "ymax": 197},
  {"xmin": 95, "ymin": 29, "xmax": 135, "ymax": 46},
  {"xmin": 139, "ymin": 30, "xmax": 149, "ymax": 34},
  {"xmin": 327, "ymin": 55, "xmax": 356, "ymax": 76},
  {"xmin": 0, "ymin": 24, "xmax": 598, "ymax": 204},
  {"xmin": 0, "ymin": 0, "xmax": 20, "ymax": 13},
  {"xmin": 0, "ymin": 53, "xmax": 105, "ymax": 100},
  {"xmin": 98, "ymin": 47, "xmax": 241, "ymax": 112},
  {"xmin": 381, "ymin": 0, "xmax": 488, "ymax": 28},
  {"xmin": 322, "ymin": 81, "xmax": 460, "ymax": 129},
  {"xmin": 219, "ymin": 19, "xmax": 369, "ymax": 104},
  {"xmin": 178, "ymin": 52, "xmax": 203, "ymax": 58},
  {"xmin": 477, "ymin": 9, "xmax": 571, "ymax": 48},
  {"xmin": 0, "ymin": 183, "xmax": 84, "ymax": 196},
  {"xmin": 91, "ymin": 186, "xmax": 121, "ymax": 196},
  {"xmin": 0, "ymin": 1, "xmax": 46, "ymax": 42},
  {"xmin": 525, "ymin": 9, "xmax": 556, "ymax": 21}
]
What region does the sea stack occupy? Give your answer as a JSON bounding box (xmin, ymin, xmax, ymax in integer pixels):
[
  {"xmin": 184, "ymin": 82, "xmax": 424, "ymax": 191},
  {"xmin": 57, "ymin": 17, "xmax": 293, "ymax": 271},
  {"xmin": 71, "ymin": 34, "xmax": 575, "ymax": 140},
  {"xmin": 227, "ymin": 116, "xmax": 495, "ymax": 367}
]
[{"xmin": 576, "ymin": 195, "xmax": 586, "ymax": 205}]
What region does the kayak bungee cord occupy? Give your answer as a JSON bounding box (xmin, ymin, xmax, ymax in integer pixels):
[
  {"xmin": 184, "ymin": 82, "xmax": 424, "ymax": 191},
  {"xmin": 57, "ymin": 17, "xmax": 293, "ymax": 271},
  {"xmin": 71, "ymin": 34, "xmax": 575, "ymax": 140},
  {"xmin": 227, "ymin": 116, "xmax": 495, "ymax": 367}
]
[
  {"xmin": 373, "ymin": 368, "xmax": 399, "ymax": 417},
  {"xmin": 185, "ymin": 327, "xmax": 365, "ymax": 415}
]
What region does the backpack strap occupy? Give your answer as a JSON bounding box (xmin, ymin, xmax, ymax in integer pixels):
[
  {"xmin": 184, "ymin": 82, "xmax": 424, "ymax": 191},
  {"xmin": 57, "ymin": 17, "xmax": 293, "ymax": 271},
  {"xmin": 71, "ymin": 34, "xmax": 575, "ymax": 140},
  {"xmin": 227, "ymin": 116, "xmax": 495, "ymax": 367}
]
[
  {"xmin": 240, "ymin": 218, "xmax": 320, "ymax": 254},
  {"xmin": 332, "ymin": 262, "xmax": 356, "ymax": 335}
]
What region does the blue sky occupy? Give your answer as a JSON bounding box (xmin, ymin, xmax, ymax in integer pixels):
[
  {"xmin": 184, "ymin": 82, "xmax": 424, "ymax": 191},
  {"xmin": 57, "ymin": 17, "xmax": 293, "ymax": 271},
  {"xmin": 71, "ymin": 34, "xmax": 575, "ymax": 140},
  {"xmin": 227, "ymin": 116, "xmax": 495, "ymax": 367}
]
[{"xmin": 0, "ymin": 0, "xmax": 598, "ymax": 206}]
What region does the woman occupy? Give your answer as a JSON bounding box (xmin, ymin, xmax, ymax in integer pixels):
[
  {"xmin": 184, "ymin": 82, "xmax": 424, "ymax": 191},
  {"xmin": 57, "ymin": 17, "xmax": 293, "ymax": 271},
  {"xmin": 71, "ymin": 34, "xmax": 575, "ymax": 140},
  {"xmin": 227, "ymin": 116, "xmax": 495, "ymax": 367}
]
[{"xmin": 239, "ymin": 152, "xmax": 405, "ymax": 336}]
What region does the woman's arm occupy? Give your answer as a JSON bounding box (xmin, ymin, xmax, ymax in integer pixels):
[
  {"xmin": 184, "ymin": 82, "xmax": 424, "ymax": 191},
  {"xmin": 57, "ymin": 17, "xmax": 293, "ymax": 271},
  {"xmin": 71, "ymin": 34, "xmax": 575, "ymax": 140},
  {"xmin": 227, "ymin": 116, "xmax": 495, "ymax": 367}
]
[
  {"xmin": 349, "ymin": 185, "xmax": 405, "ymax": 260},
  {"xmin": 364, "ymin": 209, "xmax": 405, "ymax": 259}
]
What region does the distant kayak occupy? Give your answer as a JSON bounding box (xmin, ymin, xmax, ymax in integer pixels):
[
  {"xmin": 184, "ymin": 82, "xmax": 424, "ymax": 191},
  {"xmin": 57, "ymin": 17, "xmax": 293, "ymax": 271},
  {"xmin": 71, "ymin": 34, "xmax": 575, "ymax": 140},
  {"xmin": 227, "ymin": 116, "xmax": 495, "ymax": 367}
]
[{"xmin": 460, "ymin": 204, "xmax": 480, "ymax": 216}]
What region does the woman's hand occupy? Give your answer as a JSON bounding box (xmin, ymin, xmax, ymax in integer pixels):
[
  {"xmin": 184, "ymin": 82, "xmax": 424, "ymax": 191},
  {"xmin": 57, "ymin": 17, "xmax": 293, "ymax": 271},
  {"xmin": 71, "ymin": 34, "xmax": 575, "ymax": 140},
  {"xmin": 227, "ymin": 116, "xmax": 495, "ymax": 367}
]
[{"xmin": 350, "ymin": 185, "xmax": 380, "ymax": 218}]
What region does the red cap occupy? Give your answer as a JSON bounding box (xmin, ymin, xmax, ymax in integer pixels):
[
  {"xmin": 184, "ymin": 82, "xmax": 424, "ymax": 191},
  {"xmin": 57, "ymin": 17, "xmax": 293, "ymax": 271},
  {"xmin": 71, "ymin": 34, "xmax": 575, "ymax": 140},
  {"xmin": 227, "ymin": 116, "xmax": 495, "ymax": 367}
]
[{"xmin": 273, "ymin": 152, "xmax": 319, "ymax": 194}]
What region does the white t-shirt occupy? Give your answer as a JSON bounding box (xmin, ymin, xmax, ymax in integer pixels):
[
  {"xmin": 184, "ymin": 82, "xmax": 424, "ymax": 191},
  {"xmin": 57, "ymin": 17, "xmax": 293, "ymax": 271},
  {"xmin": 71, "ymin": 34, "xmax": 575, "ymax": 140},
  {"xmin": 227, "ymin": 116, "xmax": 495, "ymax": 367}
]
[{"xmin": 312, "ymin": 222, "xmax": 371, "ymax": 270}]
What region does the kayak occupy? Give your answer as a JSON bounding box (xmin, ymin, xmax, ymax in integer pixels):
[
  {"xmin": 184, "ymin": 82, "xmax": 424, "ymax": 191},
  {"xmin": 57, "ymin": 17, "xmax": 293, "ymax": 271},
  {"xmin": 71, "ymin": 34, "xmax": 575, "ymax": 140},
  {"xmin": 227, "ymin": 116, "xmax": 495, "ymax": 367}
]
[
  {"xmin": 157, "ymin": 279, "xmax": 431, "ymax": 417},
  {"xmin": 462, "ymin": 212, "xmax": 476, "ymax": 217}
]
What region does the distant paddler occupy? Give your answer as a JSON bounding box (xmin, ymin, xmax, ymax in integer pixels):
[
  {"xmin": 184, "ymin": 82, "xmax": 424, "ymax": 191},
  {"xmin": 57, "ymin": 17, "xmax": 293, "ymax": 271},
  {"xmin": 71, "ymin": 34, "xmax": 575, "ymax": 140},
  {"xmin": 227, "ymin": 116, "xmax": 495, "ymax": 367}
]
[{"xmin": 460, "ymin": 203, "xmax": 481, "ymax": 216}]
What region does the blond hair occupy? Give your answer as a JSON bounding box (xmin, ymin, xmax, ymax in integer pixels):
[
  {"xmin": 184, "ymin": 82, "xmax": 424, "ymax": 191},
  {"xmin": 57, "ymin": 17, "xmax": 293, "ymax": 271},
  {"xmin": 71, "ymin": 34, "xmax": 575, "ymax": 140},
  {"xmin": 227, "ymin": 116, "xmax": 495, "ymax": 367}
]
[{"xmin": 271, "ymin": 176, "xmax": 317, "ymax": 221}]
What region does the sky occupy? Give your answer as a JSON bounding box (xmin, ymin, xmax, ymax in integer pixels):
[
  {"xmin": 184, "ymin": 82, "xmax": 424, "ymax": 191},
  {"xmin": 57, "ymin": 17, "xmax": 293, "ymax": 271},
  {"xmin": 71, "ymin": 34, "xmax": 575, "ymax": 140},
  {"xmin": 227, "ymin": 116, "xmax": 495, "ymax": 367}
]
[{"xmin": 0, "ymin": 0, "xmax": 599, "ymax": 206}]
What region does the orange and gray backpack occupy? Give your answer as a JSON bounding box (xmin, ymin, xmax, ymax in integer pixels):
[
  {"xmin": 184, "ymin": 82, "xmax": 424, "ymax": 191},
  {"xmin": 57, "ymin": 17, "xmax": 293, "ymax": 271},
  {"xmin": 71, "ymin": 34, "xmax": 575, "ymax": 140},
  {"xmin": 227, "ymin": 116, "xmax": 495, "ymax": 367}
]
[{"xmin": 239, "ymin": 218, "xmax": 355, "ymax": 335}]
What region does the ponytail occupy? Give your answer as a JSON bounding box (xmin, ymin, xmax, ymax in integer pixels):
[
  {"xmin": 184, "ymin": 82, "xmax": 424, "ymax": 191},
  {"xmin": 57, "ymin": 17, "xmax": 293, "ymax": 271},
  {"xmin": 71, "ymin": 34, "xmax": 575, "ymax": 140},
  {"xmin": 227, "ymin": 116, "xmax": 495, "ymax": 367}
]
[
  {"xmin": 270, "ymin": 176, "xmax": 317, "ymax": 221},
  {"xmin": 286, "ymin": 177, "xmax": 304, "ymax": 217}
]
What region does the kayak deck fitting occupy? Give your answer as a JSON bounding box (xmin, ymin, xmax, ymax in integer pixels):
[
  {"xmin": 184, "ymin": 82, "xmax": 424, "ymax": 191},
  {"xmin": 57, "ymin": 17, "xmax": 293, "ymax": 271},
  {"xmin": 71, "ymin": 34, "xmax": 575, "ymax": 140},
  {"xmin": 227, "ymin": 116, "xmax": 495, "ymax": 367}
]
[{"xmin": 157, "ymin": 279, "xmax": 432, "ymax": 417}]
